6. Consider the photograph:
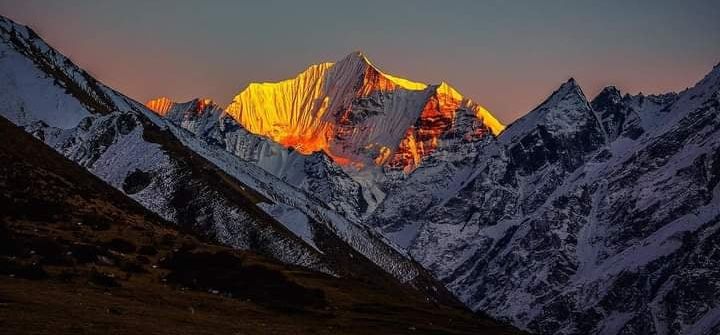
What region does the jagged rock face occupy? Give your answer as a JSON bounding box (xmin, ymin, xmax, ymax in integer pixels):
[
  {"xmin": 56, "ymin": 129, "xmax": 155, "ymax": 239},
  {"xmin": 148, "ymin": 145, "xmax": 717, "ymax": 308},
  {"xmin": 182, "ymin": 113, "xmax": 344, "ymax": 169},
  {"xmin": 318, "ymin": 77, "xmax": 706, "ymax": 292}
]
[
  {"xmin": 500, "ymin": 79, "xmax": 606, "ymax": 175},
  {"xmin": 0, "ymin": 15, "xmax": 463, "ymax": 306},
  {"xmin": 369, "ymin": 108, "xmax": 501, "ymax": 247},
  {"xmin": 591, "ymin": 87, "xmax": 679, "ymax": 142},
  {"xmin": 225, "ymin": 52, "xmax": 503, "ymax": 172},
  {"xmin": 591, "ymin": 86, "xmax": 630, "ymax": 142},
  {"xmin": 368, "ymin": 67, "xmax": 720, "ymax": 334},
  {"xmin": 385, "ymin": 83, "xmax": 496, "ymax": 172},
  {"xmin": 500, "ymin": 79, "xmax": 607, "ymax": 214}
]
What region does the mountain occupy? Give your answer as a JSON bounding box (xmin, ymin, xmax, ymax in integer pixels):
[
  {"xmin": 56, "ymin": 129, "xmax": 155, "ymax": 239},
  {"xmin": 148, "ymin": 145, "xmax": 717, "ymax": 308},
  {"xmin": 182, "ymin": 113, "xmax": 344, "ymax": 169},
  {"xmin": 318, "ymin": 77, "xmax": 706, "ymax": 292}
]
[
  {"xmin": 0, "ymin": 15, "xmax": 460, "ymax": 307},
  {"xmin": 225, "ymin": 51, "xmax": 504, "ymax": 173},
  {"xmin": 368, "ymin": 65, "xmax": 720, "ymax": 334},
  {"xmin": 0, "ymin": 115, "xmax": 522, "ymax": 334},
  {"xmin": 147, "ymin": 52, "xmax": 506, "ymax": 218}
]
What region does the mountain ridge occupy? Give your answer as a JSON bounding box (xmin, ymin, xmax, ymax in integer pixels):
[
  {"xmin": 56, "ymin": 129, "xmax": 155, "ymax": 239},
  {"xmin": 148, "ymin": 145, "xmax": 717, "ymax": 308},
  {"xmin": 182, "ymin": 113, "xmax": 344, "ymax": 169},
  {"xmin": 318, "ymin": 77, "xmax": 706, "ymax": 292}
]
[
  {"xmin": 0, "ymin": 114, "xmax": 521, "ymax": 334},
  {"xmin": 367, "ymin": 61, "xmax": 720, "ymax": 334}
]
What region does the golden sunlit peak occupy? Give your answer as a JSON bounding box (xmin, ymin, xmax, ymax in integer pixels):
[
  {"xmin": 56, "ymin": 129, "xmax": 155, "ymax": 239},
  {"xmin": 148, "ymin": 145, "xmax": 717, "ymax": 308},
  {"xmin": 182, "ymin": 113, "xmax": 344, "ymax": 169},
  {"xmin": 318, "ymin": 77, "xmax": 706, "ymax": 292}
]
[
  {"xmin": 474, "ymin": 104, "xmax": 505, "ymax": 136},
  {"xmin": 351, "ymin": 50, "xmax": 367, "ymax": 59},
  {"xmin": 146, "ymin": 96, "xmax": 174, "ymax": 115},
  {"xmin": 436, "ymin": 81, "xmax": 464, "ymax": 101},
  {"xmin": 432, "ymin": 81, "xmax": 505, "ymax": 136},
  {"xmin": 241, "ymin": 62, "xmax": 333, "ymax": 91},
  {"xmin": 146, "ymin": 97, "xmax": 218, "ymax": 117},
  {"xmin": 347, "ymin": 51, "xmax": 428, "ymax": 91},
  {"xmin": 341, "ymin": 50, "xmax": 371, "ymax": 65},
  {"xmin": 224, "ymin": 51, "xmax": 506, "ymax": 172}
]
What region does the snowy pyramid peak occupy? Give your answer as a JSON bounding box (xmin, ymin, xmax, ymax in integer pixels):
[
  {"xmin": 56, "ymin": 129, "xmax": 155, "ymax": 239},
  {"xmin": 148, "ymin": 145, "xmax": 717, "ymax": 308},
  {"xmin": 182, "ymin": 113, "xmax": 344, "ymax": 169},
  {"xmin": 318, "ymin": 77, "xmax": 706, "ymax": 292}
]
[
  {"xmin": 500, "ymin": 78, "xmax": 594, "ymax": 143},
  {"xmin": 555, "ymin": 77, "xmax": 583, "ymax": 96},
  {"xmin": 533, "ymin": 77, "xmax": 591, "ymax": 116},
  {"xmin": 339, "ymin": 51, "xmax": 428, "ymax": 91},
  {"xmin": 592, "ymin": 86, "xmax": 623, "ymax": 107}
]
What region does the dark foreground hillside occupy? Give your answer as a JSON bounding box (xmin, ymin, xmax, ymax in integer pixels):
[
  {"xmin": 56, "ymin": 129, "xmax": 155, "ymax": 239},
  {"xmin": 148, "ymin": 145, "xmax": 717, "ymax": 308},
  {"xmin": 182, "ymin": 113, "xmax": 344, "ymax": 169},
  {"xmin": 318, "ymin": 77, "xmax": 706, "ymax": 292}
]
[{"xmin": 0, "ymin": 116, "xmax": 520, "ymax": 334}]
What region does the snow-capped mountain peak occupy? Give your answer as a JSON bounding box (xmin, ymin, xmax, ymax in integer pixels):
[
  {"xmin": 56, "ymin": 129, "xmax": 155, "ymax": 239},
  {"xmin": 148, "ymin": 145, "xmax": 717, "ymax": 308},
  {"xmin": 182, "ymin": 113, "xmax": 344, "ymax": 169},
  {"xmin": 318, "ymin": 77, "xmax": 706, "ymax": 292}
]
[
  {"xmin": 595, "ymin": 85, "xmax": 622, "ymax": 102},
  {"xmin": 223, "ymin": 51, "xmax": 502, "ymax": 173},
  {"xmin": 334, "ymin": 50, "xmax": 429, "ymax": 91},
  {"xmin": 500, "ymin": 77, "xmax": 596, "ymax": 143}
]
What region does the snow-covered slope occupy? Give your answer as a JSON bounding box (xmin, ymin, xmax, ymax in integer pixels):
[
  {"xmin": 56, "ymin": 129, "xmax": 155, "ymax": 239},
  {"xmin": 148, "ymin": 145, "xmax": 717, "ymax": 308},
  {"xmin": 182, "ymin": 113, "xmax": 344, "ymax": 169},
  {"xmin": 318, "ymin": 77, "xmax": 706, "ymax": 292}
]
[
  {"xmin": 0, "ymin": 15, "xmax": 457, "ymax": 305},
  {"xmin": 146, "ymin": 97, "xmax": 373, "ymax": 221},
  {"xmin": 369, "ymin": 68, "xmax": 720, "ymax": 334},
  {"xmin": 0, "ymin": 16, "xmax": 327, "ymax": 271}
]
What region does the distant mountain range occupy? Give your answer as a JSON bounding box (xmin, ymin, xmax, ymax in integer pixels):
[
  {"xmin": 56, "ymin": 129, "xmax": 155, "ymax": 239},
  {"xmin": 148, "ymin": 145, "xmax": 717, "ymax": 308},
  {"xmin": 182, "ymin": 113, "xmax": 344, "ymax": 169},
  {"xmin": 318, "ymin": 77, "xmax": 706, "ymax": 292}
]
[{"xmin": 2, "ymin": 14, "xmax": 719, "ymax": 335}]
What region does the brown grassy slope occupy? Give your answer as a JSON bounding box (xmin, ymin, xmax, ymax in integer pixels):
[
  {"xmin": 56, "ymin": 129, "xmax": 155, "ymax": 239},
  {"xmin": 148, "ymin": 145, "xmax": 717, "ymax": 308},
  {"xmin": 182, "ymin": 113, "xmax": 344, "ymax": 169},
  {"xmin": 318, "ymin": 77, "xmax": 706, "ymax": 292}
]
[{"xmin": 0, "ymin": 116, "xmax": 521, "ymax": 335}]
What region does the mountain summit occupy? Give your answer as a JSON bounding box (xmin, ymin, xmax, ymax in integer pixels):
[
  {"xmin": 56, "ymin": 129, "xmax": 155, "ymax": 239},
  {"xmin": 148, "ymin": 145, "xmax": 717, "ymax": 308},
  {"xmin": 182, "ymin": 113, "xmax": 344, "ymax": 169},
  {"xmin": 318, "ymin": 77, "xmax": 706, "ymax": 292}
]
[{"xmin": 223, "ymin": 51, "xmax": 504, "ymax": 172}]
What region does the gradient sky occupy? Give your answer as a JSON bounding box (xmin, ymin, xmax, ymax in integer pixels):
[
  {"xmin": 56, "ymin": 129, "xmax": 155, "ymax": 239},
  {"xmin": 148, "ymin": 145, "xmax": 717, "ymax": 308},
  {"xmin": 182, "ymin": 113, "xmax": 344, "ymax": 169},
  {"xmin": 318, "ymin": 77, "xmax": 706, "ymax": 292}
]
[{"xmin": 1, "ymin": 0, "xmax": 718, "ymax": 123}]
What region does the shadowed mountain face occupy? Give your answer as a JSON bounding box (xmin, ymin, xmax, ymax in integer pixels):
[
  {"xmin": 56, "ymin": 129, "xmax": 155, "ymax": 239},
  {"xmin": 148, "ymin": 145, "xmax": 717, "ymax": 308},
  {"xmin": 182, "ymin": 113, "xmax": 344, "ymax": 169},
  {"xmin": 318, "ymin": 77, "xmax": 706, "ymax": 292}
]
[
  {"xmin": 368, "ymin": 69, "xmax": 720, "ymax": 334},
  {"xmin": 0, "ymin": 116, "xmax": 520, "ymax": 334}
]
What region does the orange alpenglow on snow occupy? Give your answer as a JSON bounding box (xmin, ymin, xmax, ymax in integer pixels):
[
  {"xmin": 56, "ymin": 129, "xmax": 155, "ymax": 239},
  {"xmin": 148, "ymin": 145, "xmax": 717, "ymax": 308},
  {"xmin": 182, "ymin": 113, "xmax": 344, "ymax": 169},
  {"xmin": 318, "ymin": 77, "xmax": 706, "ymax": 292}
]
[
  {"xmin": 385, "ymin": 82, "xmax": 504, "ymax": 172},
  {"xmin": 157, "ymin": 52, "xmax": 504, "ymax": 172},
  {"xmin": 146, "ymin": 97, "xmax": 216, "ymax": 116},
  {"xmin": 194, "ymin": 98, "xmax": 215, "ymax": 113},
  {"xmin": 225, "ymin": 62, "xmax": 336, "ymax": 155},
  {"xmin": 146, "ymin": 97, "xmax": 174, "ymax": 115}
]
